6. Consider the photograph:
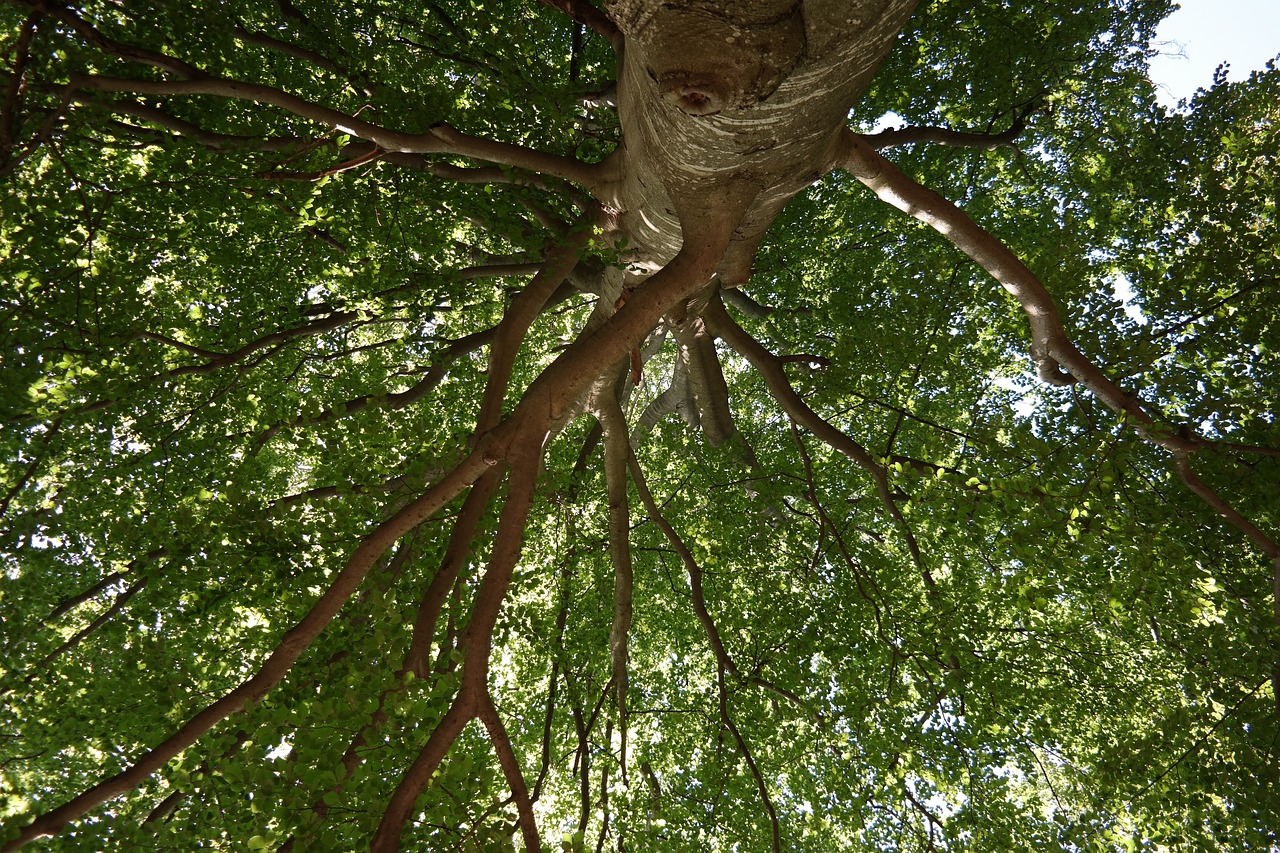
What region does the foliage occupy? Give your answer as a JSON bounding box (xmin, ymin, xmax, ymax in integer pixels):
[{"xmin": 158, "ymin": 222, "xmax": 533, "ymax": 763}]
[{"xmin": 1, "ymin": 0, "xmax": 1278, "ymax": 850}]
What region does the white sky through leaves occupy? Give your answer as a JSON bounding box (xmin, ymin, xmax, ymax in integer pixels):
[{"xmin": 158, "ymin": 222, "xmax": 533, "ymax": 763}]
[{"xmin": 1148, "ymin": 0, "xmax": 1280, "ymax": 105}]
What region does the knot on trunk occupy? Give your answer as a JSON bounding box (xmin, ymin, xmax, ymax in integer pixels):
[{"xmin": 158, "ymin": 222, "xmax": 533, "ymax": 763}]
[{"xmin": 658, "ymin": 72, "xmax": 731, "ymax": 115}]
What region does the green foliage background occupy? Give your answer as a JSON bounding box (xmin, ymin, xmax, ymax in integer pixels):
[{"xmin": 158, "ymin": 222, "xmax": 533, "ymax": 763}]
[{"xmin": 2, "ymin": 0, "xmax": 1278, "ymax": 849}]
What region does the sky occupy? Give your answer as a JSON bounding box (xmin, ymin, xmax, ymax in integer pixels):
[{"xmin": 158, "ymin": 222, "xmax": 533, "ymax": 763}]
[{"xmin": 1146, "ymin": 0, "xmax": 1280, "ymax": 106}]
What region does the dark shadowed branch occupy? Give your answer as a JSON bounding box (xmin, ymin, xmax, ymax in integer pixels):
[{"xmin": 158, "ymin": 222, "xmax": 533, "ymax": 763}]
[
  {"xmin": 864, "ymin": 105, "xmax": 1032, "ymax": 151},
  {"xmin": 627, "ymin": 449, "xmax": 779, "ymax": 850},
  {"xmin": 70, "ymin": 72, "xmax": 607, "ymax": 187},
  {"xmin": 597, "ymin": 391, "xmax": 633, "ymax": 783},
  {"xmin": 537, "ymin": 0, "xmax": 621, "ymax": 46},
  {"xmin": 78, "ymin": 98, "xmax": 308, "ymax": 152},
  {"xmin": 707, "ymin": 295, "xmax": 926, "ymax": 573},
  {"xmin": 865, "ymin": 124, "xmax": 1022, "ymax": 150}
]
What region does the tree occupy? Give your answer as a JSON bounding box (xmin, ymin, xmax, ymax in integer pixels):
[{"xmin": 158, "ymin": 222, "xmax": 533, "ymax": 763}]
[{"xmin": 1, "ymin": 0, "xmax": 1277, "ymax": 848}]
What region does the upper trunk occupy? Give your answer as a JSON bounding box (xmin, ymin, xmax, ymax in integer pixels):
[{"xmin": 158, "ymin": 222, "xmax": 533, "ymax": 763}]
[{"xmin": 600, "ymin": 0, "xmax": 920, "ymax": 284}]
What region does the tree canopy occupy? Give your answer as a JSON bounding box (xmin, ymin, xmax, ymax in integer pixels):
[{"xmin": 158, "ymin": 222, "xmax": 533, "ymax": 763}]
[{"xmin": 2, "ymin": 0, "xmax": 1278, "ymax": 850}]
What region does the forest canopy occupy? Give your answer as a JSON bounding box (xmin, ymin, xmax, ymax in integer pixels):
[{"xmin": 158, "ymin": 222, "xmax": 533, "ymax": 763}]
[{"xmin": 2, "ymin": 0, "xmax": 1278, "ymax": 850}]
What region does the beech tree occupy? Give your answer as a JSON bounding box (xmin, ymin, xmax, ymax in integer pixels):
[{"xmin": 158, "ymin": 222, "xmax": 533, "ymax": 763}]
[{"xmin": 2, "ymin": 0, "xmax": 1278, "ymax": 849}]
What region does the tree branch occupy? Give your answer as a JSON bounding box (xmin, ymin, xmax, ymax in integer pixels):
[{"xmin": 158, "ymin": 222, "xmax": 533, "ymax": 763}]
[
  {"xmin": 597, "ymin": 391, "xmax": 633, "ymax": 784},
  {"xmin": 1, "ymin": 448, "xmax": 497, "ymax": 851},
  {"xmin": 79, "ymin": 97, "xmax": 307, "ymax": 152},
  {"xmin": 13, "ymin": 571, "xmax": 149, "ymax": 691},
  {"xmin": 531, "ymin": 564, "xmax": 572, "ymax": 802},
  {"xmin": 374, "ymin": 456, "xmax": 543, "ymax": 852},
  {"xmin": 840, "ymin": 130, "xmax": 1076, "ymax": 387},
  {"xmin": 231, "ymin": 24, "xmax": 348, "ymax": 82},
  {"xmin": 371, "ymin": 695, "xmax": 478, "ymax": 853},
  {"xmin": 0, "ymin": 418, "xmax": 60, "ymax": 521},
  {"xmin": 66, "ymin": 74, "xmax": 604, "ymax": 189},
  {"xmin": 864, "ymin": 123, "xmax": 1023, "ymax": 151},
  {"xmin": 718, "ymin": 657, "xmax": 782, "ymax": 852},
  {"xmin": 627, "ymin": 448, "xmax": 780, "ymax": 848},
  {"xmin": 254, "ymin": 326, "xmax": 499, "ymax": 447},
  {"xmin": 790, "ymin": 424, "xmax": 902, "ymax": 660},
  {"xmin": 0, "ymin": 10, "xmax": 41, "ymax": 163},
  {"xmin": 670, "ymin": 311, "xmax": 737, "ymax": 447},
  {"xmin": 627, "ymin": 452, "xmax": 736, "ymax": 675},
  {"xmin": 720, "ymin": 286, "xmax": 775, "ymax": 319},
  {"xmin": 706, "ymin": 295, "xmax": 926, "ymax": 573},
  {"xmin": 840, "ymin": 129, "xmax": 1207, "ymax": 455},
  {"xmin": 537, "ymin": 0, "xmax": 621, "ymax": 47},
  {"xmin": 487, "ymin": 185, "xmax": 754, "ymax": 444},
  {"xmin": 631, "ymin": 355, "xmax": 697, "ymax": 443},
  {"xmin": 478, "ymin": 693, "xmax": 541, "ymax": 852},
  {"xmin": 403, "ymin": 472, "xmax": 502, "ymax": 678},
  {"xmin": 838, "ymin": 130, "xmax": 1280, "ymax": 586},
  {"xmin": 475, "ymin": 211, "xmax": 601, "ymax": 433},
  {"xmin": 20, "ymin": 1, "xmax": 203, "ymax": 78}
]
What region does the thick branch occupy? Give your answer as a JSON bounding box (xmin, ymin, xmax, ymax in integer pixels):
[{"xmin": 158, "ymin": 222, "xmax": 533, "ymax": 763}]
[
  {"xmin": 370, "ymin": 696, "xmax": 478, "ymax": 853},
  {"xmin": 1168, "ymin": 456, "xmax": 1279, "ymax": 562},
  {"xmin": 631, "ymin": 356, "xmax": 697, "ymax": 443},
  {"xmin": 461, "ymin": 459, "xmax": 541, "ymax": 687},
  {"xmin": 840, "ymin": 130, "xmax": 1076, "ymax": 387},
  {"xmin": 375, "ymin": 457, "xmax": 542, "ymax": 852},
  {"xmin": 429, "ymin": 121, "xmax": 605, "ymax": 191},
  {"xmin": 840, "ymin": 131, "xmax": 1280, "ymax": 693},
  {"xmin": 478, "ymin": 694, "xmax": 541, "ymax": 852},
  {"xmin": 403, "ymin": 471, "xmax": 502, "ymax": 678},
  {"xmin": 487, "ymin": 186, "xmax": 754, "ymax": 446},
  {"xmin": 839, "ymin": 130, "xmax": 1280, "ymax": 583},
  {"xmin": 720, "ymin": 286, "xmax": 775, "ymax": 319},
  {"xmin": 670, "ymin": 313, "xmax": 736, "ymax": 447},
  {"xmin": 841, "ymin": 130, "xmax": 1194, "ymax": 446},
  {"xmin": 477, "ymin": 213, "xmax": 600, "ymax": 433},
  {"xmin": 2, "ymin": 448, "xmax": 496, "ymax": 851}
]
